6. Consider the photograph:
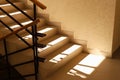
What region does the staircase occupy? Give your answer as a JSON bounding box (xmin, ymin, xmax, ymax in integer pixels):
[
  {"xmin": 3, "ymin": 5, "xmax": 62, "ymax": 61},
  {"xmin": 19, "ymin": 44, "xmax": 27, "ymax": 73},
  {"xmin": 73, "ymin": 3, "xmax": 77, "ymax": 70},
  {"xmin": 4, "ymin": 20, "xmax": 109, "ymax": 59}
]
[{"xmin": 0, "ymin": 0, "xmax": 85, "ymax": 80}]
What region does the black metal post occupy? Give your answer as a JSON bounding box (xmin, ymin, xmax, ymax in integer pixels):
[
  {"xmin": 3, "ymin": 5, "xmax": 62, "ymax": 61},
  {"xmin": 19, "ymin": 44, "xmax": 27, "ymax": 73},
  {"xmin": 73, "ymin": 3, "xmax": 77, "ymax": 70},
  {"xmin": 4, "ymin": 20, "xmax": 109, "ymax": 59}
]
[
  {"xmin": 3, "ymin": 39, "xmax": 11, "ymax": 80},
  {"xmin": 32, "ymin": 3, "xmax": 39, "ymax": 80}
]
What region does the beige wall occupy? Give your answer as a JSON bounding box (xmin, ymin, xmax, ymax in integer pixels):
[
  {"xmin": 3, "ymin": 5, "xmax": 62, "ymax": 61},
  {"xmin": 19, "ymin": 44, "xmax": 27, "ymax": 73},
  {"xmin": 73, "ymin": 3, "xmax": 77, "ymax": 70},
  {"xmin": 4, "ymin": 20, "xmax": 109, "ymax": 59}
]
[
  {"xmin": 112, "ymin": 0, "xmax": 120, "ymax": 53},
  {"xmin": 38, "ymin": 0, "xmax": 116, "ymax": 57}
]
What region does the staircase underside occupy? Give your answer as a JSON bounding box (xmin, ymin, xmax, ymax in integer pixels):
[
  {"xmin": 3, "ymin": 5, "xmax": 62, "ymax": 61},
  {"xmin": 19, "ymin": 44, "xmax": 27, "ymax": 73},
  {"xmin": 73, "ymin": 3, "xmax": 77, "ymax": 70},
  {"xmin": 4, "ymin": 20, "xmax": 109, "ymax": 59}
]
[{"xmin": 0, "ymin": 58, "xmax": 24, "ymax": 80}]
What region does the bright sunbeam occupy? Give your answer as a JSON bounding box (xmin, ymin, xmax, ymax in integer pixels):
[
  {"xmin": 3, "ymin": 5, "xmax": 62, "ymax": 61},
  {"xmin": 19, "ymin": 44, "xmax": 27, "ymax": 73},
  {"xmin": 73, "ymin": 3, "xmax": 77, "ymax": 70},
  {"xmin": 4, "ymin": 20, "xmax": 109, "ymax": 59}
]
[
  {"xmin": 0, "ymin": 11, "xmax": 27, "ymax": 18},
  {"xmin": 79, "ymin": 54, "xmax": 105, "ymax": 67},
  {"xmin": 38, "ymin": 36, "xmax": 67, "ymax": 53},
  {"xmin": 10, "ymin": 20, "xmax": 32, "ymax": 29},
  {"xmin": 49, "ymin": 45, "xmax": 81, "ymax": 63},
  {"xmin": 38, "ymin": 45, "xmax": 51, "ymax": 52},
  {"xmin": 67, "ymin": 54, "xmax": 106, "ymax": 78},
  {"xmin": 22, "ymin": 35, "xmax": 32, "ymax": 39},
  {"xmin": 0, "ymin": 4, "xmax": 11, "ymax": 7},
  {"xmin": 48, "ymin": 37, "xmax": 67, "ymax": 45},
  {"xmin": 62, "ymin": 45, "xmax": 81, "ymax": 55},
  {"xmin": 67, "ymin": 69, "xmax": 87, "ymax": 78},
  {"xmin": 73, "ymin": 65, "xmax": 95, "ymax": 75},
  {"xmin": 38, "ymin": 28, "xmax": 53, "ymax": 33}
]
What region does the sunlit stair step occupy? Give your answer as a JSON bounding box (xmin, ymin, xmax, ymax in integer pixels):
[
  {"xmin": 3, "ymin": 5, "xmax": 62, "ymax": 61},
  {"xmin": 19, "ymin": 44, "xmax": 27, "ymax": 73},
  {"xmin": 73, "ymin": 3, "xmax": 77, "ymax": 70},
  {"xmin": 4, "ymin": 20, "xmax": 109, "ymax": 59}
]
[
  {"xmin": 4, "ymin": 26, "xmax": 58, "ymax": 53},
  {"xmin": 46, "ymin": 53, "xmax": 88, "ymax": 80},
  {"xmin": 0, "ymin": 9, "xmax": 33, "ymax": 25},
  {"xmin": 0, "ymin": 1, "xmax": 26, "ymax": 15},
  {"xmin": 8, "ymin": 35, "xmax": 70, "ymax": 78},
  {"xmin": 39, "ymin": 43, "xmax": 83, "ymax": 79},
  {"xmin": 18, "ymin": 26, "xmax": 58, "ymax": 42},
  {"xmin": 0, "ymin": 18, "xmax": 45, "ymax": 36},
  {"xmin": 38, "ymin": 35, "xmax": 70, "ymax": 57}
]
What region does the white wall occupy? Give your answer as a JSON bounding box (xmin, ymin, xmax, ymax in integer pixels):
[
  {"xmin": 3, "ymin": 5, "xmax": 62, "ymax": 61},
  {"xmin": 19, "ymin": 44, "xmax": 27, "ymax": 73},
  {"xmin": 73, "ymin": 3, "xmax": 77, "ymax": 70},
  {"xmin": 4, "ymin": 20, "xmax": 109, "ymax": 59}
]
[{"xmin": 31, "ymin": 0, "xmax": 116, "ymax": 57}]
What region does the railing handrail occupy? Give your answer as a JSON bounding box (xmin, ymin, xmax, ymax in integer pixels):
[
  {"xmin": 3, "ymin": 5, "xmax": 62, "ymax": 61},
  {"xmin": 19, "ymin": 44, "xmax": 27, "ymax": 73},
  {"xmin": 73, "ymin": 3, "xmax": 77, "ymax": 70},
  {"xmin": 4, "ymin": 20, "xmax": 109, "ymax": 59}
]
[
  {"xmin": 30, "ymin": 0, "xmax": 47, "ymax": 9},
  {"xmin": 0, "ymin": 18, "xmax": 40, "ymax": 41}
]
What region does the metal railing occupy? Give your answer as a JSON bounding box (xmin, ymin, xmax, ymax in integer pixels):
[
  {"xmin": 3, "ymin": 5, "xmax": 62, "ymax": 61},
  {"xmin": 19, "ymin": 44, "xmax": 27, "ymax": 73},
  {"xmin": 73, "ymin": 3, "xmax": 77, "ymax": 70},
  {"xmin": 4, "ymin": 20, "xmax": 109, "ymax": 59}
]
[{"xmin": 0, "ymin": 0, "xmax": 47, "ymax": 80}]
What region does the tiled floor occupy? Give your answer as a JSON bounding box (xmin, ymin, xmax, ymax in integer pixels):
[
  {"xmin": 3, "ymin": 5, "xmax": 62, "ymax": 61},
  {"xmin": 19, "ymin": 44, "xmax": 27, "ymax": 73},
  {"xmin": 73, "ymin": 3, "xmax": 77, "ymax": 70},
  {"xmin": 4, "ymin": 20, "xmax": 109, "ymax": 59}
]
[
  {"xmin": 1, "ymin": 49, "xmax": 120, "ymax": 80},
  {"xmin": 47, "ymin": 50, "xmax": 120, "ymax": 80}
]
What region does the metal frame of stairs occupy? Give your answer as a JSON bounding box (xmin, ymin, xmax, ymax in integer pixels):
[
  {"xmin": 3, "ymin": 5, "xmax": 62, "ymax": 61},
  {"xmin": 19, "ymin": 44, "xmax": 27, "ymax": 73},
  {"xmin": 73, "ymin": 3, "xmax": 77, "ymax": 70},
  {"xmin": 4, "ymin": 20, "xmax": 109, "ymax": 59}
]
[
  {"xmin": 0, "ymin": 0, "xmax": 46, "ymax": 80},
  {"xmin": 0, "ymin": 0, "xmax": 84, "ymax": 80}
]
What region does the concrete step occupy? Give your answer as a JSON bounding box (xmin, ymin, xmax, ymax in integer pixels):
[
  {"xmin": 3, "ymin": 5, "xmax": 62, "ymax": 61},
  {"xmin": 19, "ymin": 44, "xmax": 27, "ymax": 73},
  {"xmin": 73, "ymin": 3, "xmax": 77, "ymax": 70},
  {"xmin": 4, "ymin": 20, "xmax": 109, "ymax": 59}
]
[
  {"xmin": 8, "ymin": 42, "xmax": 83, "ymax": 80},
  {"xmin": 39, "ymin": 43, "xmax": 83, "ymax": 79},
  {"xmin": 0, "ymin": 18, "xmax": 46, "ymax": 36},
  {"xmin": 0, "ymin": 1, "xmax": 85, "ymax": 80},
  {"xmin": 8, "ymin": 34, "xmax": 69, "ymax": 65},
  {"xmin": 0, "ymin": 1, "xmax": 27, "ymax": 15},
  {"xmin": 38, "ymin": 34, "xmax": 70, "ymax": 57},
  {"xmin": 46, "ymin": 53, "xmax": 88, "ymax": 80},
  {"xmin": 8, "ymin": 35, "xmax": 70, "ymax": 79},
  {"xmin": 4, "ymin": 26, "xmax": 58, "ymax": 53},
  {"xmin": 0, "ymin": 9, "xmax": 33, "ymax": 25}
]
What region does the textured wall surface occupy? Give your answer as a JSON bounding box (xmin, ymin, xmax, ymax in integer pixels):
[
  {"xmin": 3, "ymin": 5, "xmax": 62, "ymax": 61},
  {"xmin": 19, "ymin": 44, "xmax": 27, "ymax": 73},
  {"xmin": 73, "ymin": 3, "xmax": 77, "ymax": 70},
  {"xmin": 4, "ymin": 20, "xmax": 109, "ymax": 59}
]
[
  {"xmin": 36, "ymin": 0, "xmax": 116, "ymax": 57},
  {"xmin": 112, "ymin": 0, "xmax": 120, "ymax": 53}
]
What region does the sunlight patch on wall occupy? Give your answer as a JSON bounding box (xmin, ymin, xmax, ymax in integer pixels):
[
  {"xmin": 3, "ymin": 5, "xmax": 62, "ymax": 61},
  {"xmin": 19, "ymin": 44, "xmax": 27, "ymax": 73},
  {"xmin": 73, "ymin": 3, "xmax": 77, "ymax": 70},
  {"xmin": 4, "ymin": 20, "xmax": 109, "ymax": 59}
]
[{"xmin": 49, "ymin": 45, "xmax": 81, "ymax": 63}]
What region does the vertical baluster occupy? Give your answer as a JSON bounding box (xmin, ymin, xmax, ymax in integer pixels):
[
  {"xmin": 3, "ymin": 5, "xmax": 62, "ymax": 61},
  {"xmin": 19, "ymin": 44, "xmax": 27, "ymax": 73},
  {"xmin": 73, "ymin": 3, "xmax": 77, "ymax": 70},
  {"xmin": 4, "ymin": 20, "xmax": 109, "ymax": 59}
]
[
  {"xmin": 32, "ymin": 3, "xmax": 39, "ymax": 80},
  {"xmin": 3, "ymin": 39, "xmax": 11, "ymax": 80}
]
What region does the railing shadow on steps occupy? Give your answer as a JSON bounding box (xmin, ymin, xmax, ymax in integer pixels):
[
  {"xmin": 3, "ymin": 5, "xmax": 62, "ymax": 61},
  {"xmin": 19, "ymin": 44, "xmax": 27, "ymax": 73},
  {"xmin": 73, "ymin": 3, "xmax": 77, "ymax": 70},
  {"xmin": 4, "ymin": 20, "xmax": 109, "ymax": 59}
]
[{"xmin": 0, "ymin": 0, "xmax": 47, "ymax": 80}]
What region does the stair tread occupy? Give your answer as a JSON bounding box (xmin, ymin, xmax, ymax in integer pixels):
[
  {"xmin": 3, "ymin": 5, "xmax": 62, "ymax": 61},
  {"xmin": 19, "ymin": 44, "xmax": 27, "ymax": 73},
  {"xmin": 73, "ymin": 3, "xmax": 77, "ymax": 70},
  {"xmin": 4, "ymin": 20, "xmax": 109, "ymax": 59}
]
[
  {"xmin": 39, "ymin": 43, "xmax": 83, "ymax": 78},
  {"xmin": 0, "ymin": 1, "xmax": 27, "ymax": 15},
  {"xmin": 5, "ymin": 25, "xmax": 57, "ymax": 41},
  {"xmin": 0, "ymin": 0, "xmax": 18, "ymax": 5},
  {"xmin": 46, "ymin": 53, "xmax": 88, "ymax": 80},
  {"xmin": 38, "ymin": 34, "xmax": 69, "ymax": 57},
  {"xmin": 0, "ymin": 1, "xmax": 85, "ymax": 80},
  {"xmin": 0, "ymin": 9, "xmax": 33, "ymax": 25},
  {"xmin": 8, "ymin": 34, "xmax": 69, "ymax": 64},
  {"xmin": 0, "ymin": 18, "xmax": 46, "ymax": 38},
  {"xmin": 0, "ymin": 8, "xmax": 32, "ymax": 18}
]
